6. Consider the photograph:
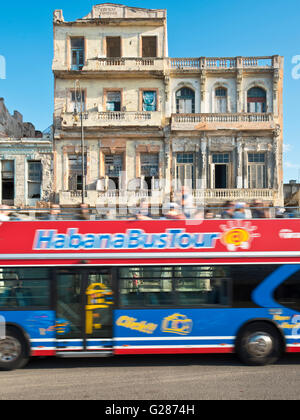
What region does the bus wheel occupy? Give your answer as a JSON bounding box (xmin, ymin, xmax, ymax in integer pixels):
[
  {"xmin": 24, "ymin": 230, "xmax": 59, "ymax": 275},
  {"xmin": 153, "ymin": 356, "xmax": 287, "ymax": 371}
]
[
  {"xmin": 0, "ymin": 328, "xmax": 29, "ymax": 371},
  {"xmin": 236, "ymin": 322, "xmax": 283, "ymax": 366}
]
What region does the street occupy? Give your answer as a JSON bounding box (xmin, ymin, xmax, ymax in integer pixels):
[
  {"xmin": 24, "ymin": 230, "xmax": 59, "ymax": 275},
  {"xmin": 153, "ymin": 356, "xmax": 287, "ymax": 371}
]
[{"xmin": 0, "ymin": 354, "xmax": 299, "ymax": 400}]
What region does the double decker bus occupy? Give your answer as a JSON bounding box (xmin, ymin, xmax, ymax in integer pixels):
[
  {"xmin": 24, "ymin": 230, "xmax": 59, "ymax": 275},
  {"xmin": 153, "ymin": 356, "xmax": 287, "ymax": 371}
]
[{"xmin": 0, "ymin": 218, "xmax": 300, "ymax": 370}]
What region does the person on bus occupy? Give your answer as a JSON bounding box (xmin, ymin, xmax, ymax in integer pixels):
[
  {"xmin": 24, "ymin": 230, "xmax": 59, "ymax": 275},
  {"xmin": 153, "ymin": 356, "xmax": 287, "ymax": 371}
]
[
  {"xmin": 135, "ymin": 199, "xmax": 152, "ymax": 220},
  {"xmin": 251, "ymin": 200, "xmax": 270, "ymax": 219},
  {"xmin": 221, "ymin": 201, "xmax": 235, "ymax": 219},
  {"xmin": 0, "ymin": 205, "xmax": 11, "ymax": 221},
  {"xmin": 180, "ymin": 186, "xmax": 196, "ymax": 219},
  {"xmin": 232, "ymin": 203, "xmax": 246, "ymax": 219},
  {"xmin": 77, "ymin": 203, "xmax": 90, "ymax": 221},
  {"xmin": 46, "ymin": 204, "xmax": 61, "ymax": 221}
]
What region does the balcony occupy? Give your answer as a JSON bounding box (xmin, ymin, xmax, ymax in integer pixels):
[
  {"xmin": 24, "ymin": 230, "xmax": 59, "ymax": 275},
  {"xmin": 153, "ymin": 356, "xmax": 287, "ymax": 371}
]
[
  {"xmin": 53, "ymin": 55, "xmax": 280, "ymax": 75},
  {"xmin": 168, "ymin": 56, "xmax": 280, "ymax": 72},
  {"xmin": 59, "ymin": 188, "xmax": 277, "ymax": 206},
  {"xmin": 193, "ymin": 189, "xmax": 276, "ymax": 203},
  {"xmin": 171, "ymin": 113, "xmax": 275, "ymax": 132},
  {"xmin": 60, "ymin": 111, "xmax": 163, "ymax": 128}
]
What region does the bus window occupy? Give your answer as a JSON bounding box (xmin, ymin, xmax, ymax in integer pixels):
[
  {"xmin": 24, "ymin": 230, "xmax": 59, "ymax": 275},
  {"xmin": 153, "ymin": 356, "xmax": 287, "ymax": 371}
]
[
  {"xmin": 174, "ymin": 266, "xmax": 229, "ymax": 306},
  {"xmin": 0, "ymin": 267, "xmax": 50, "ymax": 308},
  {"xmin": 274, "ymin": 269, "xmax": 300, "ymax": 312},
  {"xmin": 231, "ymin": 265, "xmax": 277, "ymax": 308},
  {"xmin": 119, "ymin": 267, "xmax": 173, "ymax": 307}
]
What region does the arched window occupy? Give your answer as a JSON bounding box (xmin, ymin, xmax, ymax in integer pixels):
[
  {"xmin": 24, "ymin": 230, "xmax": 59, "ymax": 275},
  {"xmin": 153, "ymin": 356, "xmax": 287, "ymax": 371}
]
[
  {"xmin": 215, "ymin": 87, "xmax": 227, "ymax": 113},
  {"xmin": 247, "ymin": 87, "xmax": 267, "ymax": 113},
  {"xmin": 176, "ymin": 88, "xmax": 195, "ymax": 114}
]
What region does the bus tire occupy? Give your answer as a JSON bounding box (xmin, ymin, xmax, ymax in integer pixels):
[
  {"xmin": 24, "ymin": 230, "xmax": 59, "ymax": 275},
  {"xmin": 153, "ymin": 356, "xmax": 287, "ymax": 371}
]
[
  {"xmin": 0, "ymin": 327, "xmax": 29, "ymax": 371},
  {"xmin": 236, "ymin": 322, "xmax": 283, "ymax": 366}
]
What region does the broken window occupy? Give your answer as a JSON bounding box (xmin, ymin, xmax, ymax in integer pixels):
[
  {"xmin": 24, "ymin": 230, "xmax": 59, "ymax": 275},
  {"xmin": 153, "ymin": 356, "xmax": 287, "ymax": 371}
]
[
  {"xmin": 1, "ymin": 160, "xmax": 14, "ymax": 201},
  {"xmin": 70, "ymin": 90, "xmax": 86, "ymax": 113},
  {"xmin": 106, "ymin": 91, "xmax": 121, "ymax": 112},
  {"xmin": 105, "ymin": 155, "xmax": 123, "ymax": 190},
  {"xmin": 142, "ymin": 91, "xmax": 157, "ymax": 112},
  {"xmin": 106, "ymin": 37, "xmax": 121, "ymax": 58},
  {"xmin": 248, "ymin": 153, "xmax": 266, "ymax": 188},
  {"xmin": 176, "ymin": 88, "xmax": 195, "ymax": 114},
  {"xmin": 215, "ymin": 87, "xmax": 227, "ymax": 113},
  {"xmin": 71, "ymin": 38, "xmax": 85, "ymax": 71},
  {"xmin": 142, "ymin": 36, "xmax": 157, "ymax": 58},
  {"xmin": 140, "ymin": 153, "xmax": 159, "ymax": 190},
  {"xmin": 247, "ymin": 87, "xmax": 267, "ymax": 113},
  {"xmin": 28, "ymin": 161, "xmax": 42, "ymax": 199},
  {"xmin": 68, "ymin": 154, "xmax": 87, "ymax": 191}
]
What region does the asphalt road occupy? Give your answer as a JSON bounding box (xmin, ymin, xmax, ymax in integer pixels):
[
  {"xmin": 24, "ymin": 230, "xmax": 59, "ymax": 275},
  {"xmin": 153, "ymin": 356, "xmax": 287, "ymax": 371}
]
[{"xmin": 0, "ymin": 354, "xmax": 300, "ymax": 400}]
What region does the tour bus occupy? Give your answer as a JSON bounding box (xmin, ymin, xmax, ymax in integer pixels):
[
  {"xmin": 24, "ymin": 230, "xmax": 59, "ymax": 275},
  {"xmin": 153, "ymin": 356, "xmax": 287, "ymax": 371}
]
[{"xmin": 0, "ymin": 218, "xmax": 300, "ymax": 370}]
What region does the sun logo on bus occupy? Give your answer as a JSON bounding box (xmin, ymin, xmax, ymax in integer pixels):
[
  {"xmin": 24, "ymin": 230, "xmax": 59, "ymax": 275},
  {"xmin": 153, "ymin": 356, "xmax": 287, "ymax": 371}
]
[{"xmin": 220, "ymin": 221, "xmax": 260, "ymax": 251}]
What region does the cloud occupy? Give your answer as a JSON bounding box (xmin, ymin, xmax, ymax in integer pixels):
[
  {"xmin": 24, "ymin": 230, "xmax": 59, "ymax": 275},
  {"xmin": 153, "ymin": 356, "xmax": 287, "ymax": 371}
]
[
  {"xmin": 283, "ymin": 144, "xmax": 292, "ymax": 153},
  {"xmin": 285, "ymin": 161, "xmax": 300, "ymax": 169}
]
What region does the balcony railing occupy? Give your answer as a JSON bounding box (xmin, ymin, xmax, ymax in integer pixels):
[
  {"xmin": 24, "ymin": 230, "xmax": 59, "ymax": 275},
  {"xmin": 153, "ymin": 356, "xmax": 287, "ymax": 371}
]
[
  {"xmin": 193, "ymin": 189, "xmax": 275, "ymax": 201},
  {"xmin": 85, "ymin": 57, "xmax": 165, "ymax": 72},
  {"xmin": 61, "ymin": 111, "xmax": 162, "ymax": 127},
  {"xmin": 171, "ymin": 113, "xmax": 275, "ymax": 131},
  {"xmin": 168, "ymin": 56, "xmax": 278, "ymax": 70},
  {"xmin": 59, "ymin": 188, "xmax": 276, "ymax": 206},
  {"xmin": 53, "ymin": 56, "xmax": 280, "ymax": 73}
]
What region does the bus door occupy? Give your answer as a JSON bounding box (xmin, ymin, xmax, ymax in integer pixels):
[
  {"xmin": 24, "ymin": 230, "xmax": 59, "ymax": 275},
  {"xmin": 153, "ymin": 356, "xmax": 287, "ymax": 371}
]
[{"xmin": 56, "ymin": 268, "xmax": 114, "ymax": 353}]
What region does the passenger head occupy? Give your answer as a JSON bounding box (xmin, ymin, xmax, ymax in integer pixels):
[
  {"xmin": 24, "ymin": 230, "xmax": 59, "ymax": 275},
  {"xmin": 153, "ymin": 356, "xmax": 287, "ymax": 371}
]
[{"xmin": 50, "ymin": 204, "xmax": 60, "ymax": 215}]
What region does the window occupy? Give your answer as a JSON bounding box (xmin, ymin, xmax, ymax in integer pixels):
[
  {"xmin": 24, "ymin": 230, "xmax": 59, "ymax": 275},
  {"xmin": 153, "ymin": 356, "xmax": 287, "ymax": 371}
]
[
  {"xmin": 119, "ymin": 266, "xmax": 229, "ymax": 307},
  {"xmin": 275, "ymin": 270, "xmax": 300, "ymax": 312},
  {"xmin": 176, "ymin": 88, "xmax": 195, "ymax": 114},
  {"xmin": 106, "ymin": 91, "xmax": 121, "ymax": 112},
  {"xmin": 174, "ymin": 266, "xmax": 229, "ymax": 306},
  {"xmin": 70, "ymin": 90, "xmax": 86, "ymax": 113},
  {"xmin": 0, "ymin": 267, "xmax": 50, "ymax": 308},
  {"xmin": 212, "ymin": 154, "xmax": 230, "ymax": 189},
  {"xmin": 71, "ymin": 38, "xmax": 84, "ymax": 71},
  {"xmin": 212, "ymin": 154, "xmax": 230, "ymax": 164},
  {"xmin": 105, "ymin": 155, "xmax": 123, "ymax": 190},
  {"xmin": 248, "ymin": 153, "xmax": 266, "ymax": 189},
  {"xmin": 248, "ymin": 153, "xmax": 265, "ymax": 163},
  {"xmin": 140, "ymin": 153, "xmax": 159, "ymax": 190},
  {"xmin": 68, "ymin": 154, "xmax": 87, "ymax": 191},
  {"xmin": 106, "ymin": 37, "xmax": 121, "ymax": 58},
  {"xmin": 142, "ymin": 36, "xmax": 157, "ymax": 58},
  {"xmin": 28, "ymin": 161, "xmax": 42, "ymax": 199},
  {"xmin": 247, "ymin": 87, "xmax": 267, "ymax": 113},
  {"xmin": 1, "ymin": 160, "xmax": 14, "ymax": 201},
  {"xmin": 215, "ymin": 87, "xmax": 227, "ymax": 113},
  {"xmin": 176, "ymin": 153, "xmax": 195, "ymax": 189},
  {"xmin": 142, "ymin": 91, "xmax": 157, "ymax": 112}
]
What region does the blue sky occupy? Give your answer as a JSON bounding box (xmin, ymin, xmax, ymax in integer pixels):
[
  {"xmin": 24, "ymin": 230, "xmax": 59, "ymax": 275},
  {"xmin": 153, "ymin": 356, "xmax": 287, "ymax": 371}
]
[{"xmin": 0, "ymin": 0, "xmax": 299, "ymax": 182}]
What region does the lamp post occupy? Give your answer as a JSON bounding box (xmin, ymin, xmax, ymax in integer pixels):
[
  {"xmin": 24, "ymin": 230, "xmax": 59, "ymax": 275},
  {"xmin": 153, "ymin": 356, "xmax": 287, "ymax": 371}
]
[{"xmin": 73, "ymin": 80, "xmax": 88, "ymax": 204}]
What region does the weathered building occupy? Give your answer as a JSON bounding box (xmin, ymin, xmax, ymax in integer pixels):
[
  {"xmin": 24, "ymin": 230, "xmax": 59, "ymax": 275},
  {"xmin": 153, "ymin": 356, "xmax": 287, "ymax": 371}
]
[
  {"xmin": 0, "ymin": 98, "xmax": 41, "ymax": 138},
  {"xmin": 0, "ymin": 137, "xmax": 53, "ymax": 207},
  {"xmin": 52, "ymin": 3, "xmax": 284, "ymax": 210}
]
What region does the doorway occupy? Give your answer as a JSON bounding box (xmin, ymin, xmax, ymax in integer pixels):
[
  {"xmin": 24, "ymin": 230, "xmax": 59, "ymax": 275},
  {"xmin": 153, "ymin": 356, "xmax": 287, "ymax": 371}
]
[
  {"xmin": 56, "ymin": 268, "xmax": 114, "ymax": 351},
  {"xmin": 214, "ymin": 165, "xmax": 227, "ymax": 189}
]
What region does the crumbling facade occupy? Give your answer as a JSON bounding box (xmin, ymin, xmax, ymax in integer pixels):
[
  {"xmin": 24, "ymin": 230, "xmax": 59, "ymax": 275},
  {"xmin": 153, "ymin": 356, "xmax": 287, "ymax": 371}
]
[
  {"xmin": 0, "ymin": 98, "xmax": 42, "ymax": 138},
  {"xmin": 53, "ymin": 3, "xmax": 284, "ymax": 209},
  {"xmin": 0, "ymin": 137, "xmax": 53, "ymax": 207},
  {"xmin": 0, "ymin": 98, "xmax": 52, "ymax": 207}
]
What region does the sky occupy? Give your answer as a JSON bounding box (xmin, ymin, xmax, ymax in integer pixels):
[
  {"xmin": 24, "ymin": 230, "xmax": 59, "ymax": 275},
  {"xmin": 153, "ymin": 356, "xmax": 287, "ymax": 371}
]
[{"xmin": 0, "ymin": 0, "xmax": 299, "ymax": 182}]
